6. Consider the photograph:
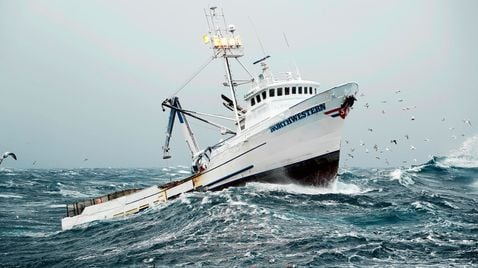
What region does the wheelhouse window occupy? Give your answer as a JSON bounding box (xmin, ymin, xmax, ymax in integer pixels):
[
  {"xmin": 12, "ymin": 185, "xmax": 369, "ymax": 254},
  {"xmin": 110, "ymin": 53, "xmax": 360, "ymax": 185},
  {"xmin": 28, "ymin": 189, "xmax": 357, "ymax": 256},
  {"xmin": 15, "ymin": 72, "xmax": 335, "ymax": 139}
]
[
  {"xmin": 298, "ymin": 86, "xmax": 302, "ymax": 94},
  {"xmin": 269, "ymin": 88, "xmax": 275, "ymax": 97},
  {"xmin": 285, "ymin": 87, "xmax": 290, "ymax": 95},
  {"xmin": 309, "ymin": 87, "xmax": 313, "ymax": 94},
  {"xmin": 292, "ymin": 87, "xmax": 296, "ymax": 94},
  {"xmin": 314, "ymin": 88, "xmax": 317, "ymax": 94},
  {"xmin": 251, "ymin": 98, "xmax": 255, "ymax": 106},
  {"xmin": 256, "ymin": 95, "xmax": 261, "ymax": 103},
  {"xmin": 277, "ymin": 88, "xmax": 283, "ymax": 96},
  {"xmin": 262, "ymin": 91, "xmax": 267, "ymax": 100}
]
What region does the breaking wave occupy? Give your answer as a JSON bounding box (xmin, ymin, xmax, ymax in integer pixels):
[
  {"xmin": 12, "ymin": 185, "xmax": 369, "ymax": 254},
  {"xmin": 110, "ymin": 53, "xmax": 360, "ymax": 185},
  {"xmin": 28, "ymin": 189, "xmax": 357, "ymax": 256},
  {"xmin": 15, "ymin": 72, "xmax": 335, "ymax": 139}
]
[{"xmin": 0, "ymin": 150, "xmax": 477, "ymax": 266}]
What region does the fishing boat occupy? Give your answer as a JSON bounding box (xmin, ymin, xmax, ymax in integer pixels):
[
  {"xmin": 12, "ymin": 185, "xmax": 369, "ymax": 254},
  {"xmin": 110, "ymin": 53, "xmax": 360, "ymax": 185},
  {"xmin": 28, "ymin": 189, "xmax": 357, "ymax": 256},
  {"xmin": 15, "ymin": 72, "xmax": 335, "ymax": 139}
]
[{"xmin": 61, "ymin": 7, "xmax": 358, "ymax": 230}]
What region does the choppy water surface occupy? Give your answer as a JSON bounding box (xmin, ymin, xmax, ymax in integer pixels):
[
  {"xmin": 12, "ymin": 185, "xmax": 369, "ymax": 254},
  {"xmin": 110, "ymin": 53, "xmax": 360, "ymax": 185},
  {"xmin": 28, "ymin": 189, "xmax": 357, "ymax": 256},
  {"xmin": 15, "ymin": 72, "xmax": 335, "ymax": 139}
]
[{"xmin": 1, "ymin": 147, "xmax": 477, "ymax": 267}]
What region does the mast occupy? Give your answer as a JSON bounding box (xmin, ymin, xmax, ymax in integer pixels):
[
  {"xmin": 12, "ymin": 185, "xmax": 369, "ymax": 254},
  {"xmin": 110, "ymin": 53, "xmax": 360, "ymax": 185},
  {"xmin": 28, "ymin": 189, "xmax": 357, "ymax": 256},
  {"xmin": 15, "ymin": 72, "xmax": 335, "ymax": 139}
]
[
  {"xmin": 224, "ymin": 57, "xmax": 242, "ymax": 131},
  {"xmin": 204, "ymin": 7, "xmax": 245, "ymax": 132}
]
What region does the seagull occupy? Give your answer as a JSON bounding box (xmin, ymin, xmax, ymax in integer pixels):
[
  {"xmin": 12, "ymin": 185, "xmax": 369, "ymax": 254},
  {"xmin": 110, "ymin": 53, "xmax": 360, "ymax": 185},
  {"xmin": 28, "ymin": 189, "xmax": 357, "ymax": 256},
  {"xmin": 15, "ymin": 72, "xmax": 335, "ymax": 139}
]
[
  {"xmin": 390, "ymin": 139, "xmax": 398, "ymax": 145},
  {"xmin": 364, "ymin": 103, "xmax": 369, "ymax": 109},
  {"xmin": 83, "ymin": 158, "xmax": 89, "ymax": 162},
  {"xmin": 373, "ymin": 144, "xmax": 379, "ymax": 151},
  {"xmin": 375, "ymin": 156, "xmax": 381, "ymax": 160},
  {"xmin": 398, "ymin": 99, "xmax": 404, "ymax": 102},
  {"xmin": 382, "ymin": 110, "xmax": 386, "ymax": 114},
  {"xmin": 449, "ymin": 127, "xmax": 455, "ymax": 131},
  {"xmin": 385, "ymin": 147, "xmax": 390, "ymax": 151},
  {"xmin": 365, "ymin": 148, "xmax": 369, "ymax": 153},
  {"xmin": 350, "ymin": 148, "xmax": 356, "ymax": 152},
  {"xmin": 381, "ymin": 101, "xmax": 387, "ymax": 103},
  {"xmin": 0, "ymin": 152, "xmax": 17, "ymax": 165},
  {"xmin": 410, "ymin": 116, "xmax": 415, "ymax": 121},
  {"xmin": 395, "ymin": 90, "xmax": 401, "ymax": 94},
  {"xmin": 360, "ymin": 140, "xmax": 365, "ymax": 146},
  {"xmin": 410, "ymin": 145, "xmax": 416, "ymax": 150},
  {"xmin": 463, "ymin": 120, "xmax": 472, "ymax": 126},
  {"xmin": 344, "ymin": 140, "xmax": 349, "ymax": 144},
  {"xmin": 441, "ymin": 118, "xmax": 446, "ymax": 122},
  {"xmin": 368, "ymin": 128, "xmax": 373, "ymax": 132},
  {"xmin": 405, "ymin": 134, "xmax": 409, "ymax": 140},
  {"xmin": 32, "ymin": 161, "xmax": 37, "ymax": 165},
  {"xmin": 347, "ymin": 153, "xmax": 354, "ymax": 158},
  {"xmin": 424, "ymin": 138, "xmax": 431, "ymax": 142}
]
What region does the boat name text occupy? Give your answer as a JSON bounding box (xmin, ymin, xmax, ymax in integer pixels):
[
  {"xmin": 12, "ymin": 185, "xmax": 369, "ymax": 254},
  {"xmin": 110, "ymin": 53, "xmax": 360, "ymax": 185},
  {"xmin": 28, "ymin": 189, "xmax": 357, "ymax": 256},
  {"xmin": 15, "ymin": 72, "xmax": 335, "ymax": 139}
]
[{"xmin": 269, "ymin": 103, "xmax": 326, "ymax": 133}]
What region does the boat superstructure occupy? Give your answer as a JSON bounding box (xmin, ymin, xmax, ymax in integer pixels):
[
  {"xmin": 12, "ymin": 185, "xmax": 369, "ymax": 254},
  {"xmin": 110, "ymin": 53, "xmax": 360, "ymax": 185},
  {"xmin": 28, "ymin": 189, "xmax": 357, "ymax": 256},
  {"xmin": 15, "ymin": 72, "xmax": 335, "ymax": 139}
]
[{"xmin": 61, "ymin": 7, "xmax": 358, "ymax": 230}]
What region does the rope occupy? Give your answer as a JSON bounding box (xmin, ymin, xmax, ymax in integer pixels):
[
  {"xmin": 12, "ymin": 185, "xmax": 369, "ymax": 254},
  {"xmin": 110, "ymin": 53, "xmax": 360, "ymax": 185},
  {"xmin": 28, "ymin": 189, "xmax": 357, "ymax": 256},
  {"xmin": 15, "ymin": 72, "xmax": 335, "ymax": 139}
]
[{"xmin": 168, "ymin": 51, "xmax": 220, "ymax": 98}]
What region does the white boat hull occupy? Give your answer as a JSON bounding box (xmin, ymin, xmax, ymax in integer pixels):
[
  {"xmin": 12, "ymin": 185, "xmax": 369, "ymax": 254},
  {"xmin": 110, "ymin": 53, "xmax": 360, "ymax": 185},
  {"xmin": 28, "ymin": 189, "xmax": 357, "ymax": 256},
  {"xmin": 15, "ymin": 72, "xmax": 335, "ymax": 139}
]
[{"xmin": 61, "ymin": 83, "xmax": 357, "ymax": 230}]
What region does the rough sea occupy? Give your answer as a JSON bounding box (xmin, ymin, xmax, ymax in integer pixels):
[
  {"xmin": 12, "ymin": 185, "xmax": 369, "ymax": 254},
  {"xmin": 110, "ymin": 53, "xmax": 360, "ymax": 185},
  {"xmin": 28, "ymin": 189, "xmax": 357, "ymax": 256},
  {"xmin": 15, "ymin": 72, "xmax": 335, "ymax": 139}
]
[{"xmin": 1, "ymin": 141, "xmax": 477, "ymax": 267}]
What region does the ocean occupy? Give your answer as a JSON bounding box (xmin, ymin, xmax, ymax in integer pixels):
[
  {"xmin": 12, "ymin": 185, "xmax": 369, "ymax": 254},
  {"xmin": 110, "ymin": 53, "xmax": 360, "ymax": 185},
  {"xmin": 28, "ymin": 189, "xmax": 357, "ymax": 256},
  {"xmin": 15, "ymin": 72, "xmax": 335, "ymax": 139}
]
[{"xmin": 1, "ymin": 148, "xmax": 477, "ymax": 267}]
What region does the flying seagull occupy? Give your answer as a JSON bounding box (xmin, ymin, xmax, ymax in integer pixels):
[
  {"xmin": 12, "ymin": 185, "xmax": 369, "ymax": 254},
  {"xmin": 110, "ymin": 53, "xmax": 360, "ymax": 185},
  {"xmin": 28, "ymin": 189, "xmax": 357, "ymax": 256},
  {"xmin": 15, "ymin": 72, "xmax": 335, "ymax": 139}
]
[
  {"xmin": 390, "ymin": 139, "xmax": 398, "ymax": 145},
  {"xmin": 463, "ymin": 119, "xmax": 472, "ymax": 127},
  {"xmin": 0, "ymin": 152, "xmax": 17, "ymax": 165}
]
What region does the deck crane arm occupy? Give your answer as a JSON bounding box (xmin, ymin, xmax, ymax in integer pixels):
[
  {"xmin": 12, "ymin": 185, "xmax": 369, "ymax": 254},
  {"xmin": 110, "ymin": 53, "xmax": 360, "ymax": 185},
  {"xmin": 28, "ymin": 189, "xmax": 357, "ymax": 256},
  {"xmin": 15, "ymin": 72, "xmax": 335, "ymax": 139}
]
[{"xmin": 162, "ymin": 97, "xmax": 200, "ymax": 160}]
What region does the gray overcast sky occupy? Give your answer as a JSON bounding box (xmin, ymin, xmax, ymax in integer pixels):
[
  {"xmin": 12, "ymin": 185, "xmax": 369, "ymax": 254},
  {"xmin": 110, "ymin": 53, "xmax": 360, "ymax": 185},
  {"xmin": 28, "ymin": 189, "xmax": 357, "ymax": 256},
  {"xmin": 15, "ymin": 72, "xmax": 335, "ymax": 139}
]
[{"xmin": 0, "ymin": 0, "xmax": 477, "ymax": 169}]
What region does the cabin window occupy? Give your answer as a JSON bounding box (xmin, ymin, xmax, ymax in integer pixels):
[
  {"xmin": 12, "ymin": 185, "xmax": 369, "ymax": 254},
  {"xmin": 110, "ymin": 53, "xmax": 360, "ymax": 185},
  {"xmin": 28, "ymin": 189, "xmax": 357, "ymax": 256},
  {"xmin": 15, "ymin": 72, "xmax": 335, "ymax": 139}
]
[
  {"xmin": 251, "ymin": 98, "xmax": 255, "ymax": 106},
  {"xmin": 292, "ymin": 87, "xmax": 296, "ymax": 94},
  {"xmin": 314, "ymin": 88, "xmax": 317, "ymax": 94},
  {"xmin": 269, "ymin": 88, "xmax": 275, "ymax": 97},
  {"xmin": 262, "ymin": 91, "xmax": 267, "ymax": 100},
  {"xmin": 277, "ymin": 88, "xmax": 283, "ymax": 96},
  {"xmin": 309, "ymin": 87, "xmax": 313, "ymax": 94},
  {"xmin": 298, "ymin": 86, "xmax": 302, "ymax": 94},
  {"xmin": 285, "ymin": 87, "xmax": 290, "ymax": 95},
  {"xmin": 256, "ymin": 95, "xmax": 261, "ymax": 103}
]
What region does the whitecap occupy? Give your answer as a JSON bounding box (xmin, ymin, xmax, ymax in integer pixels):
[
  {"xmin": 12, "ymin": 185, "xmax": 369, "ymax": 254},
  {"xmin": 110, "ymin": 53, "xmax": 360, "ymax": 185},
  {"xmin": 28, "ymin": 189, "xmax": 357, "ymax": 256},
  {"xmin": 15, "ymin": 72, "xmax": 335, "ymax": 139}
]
[
  {"xmin": 389, "ymin": 168, "xmax": 414, "ymax": 186},
  {"xmin": 59, "ymin": 188, "xmax": 89, "ymax": 198},
  {"xmin": 245, "ymin": 180, "xmax": 363, "ymax": 195},
  {"xmin": 48, "ymin": 204, "xmax": 65, "ymax": 208},
  {"xmin": 439, "ymin": 135, "xmax": 478, "ymax": 168},
  {"xmin": 0, "ymin": 193, "xmax": 23, "ymax": 199}
]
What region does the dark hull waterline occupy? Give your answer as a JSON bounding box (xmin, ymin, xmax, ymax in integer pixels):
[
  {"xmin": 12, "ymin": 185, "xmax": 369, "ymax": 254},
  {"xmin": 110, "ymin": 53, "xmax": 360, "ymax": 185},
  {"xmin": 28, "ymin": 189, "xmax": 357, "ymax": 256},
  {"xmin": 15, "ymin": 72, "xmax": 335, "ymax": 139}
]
[{"xmin": 212, "ymin": 150, "xmax": 340, "ymax": 190}]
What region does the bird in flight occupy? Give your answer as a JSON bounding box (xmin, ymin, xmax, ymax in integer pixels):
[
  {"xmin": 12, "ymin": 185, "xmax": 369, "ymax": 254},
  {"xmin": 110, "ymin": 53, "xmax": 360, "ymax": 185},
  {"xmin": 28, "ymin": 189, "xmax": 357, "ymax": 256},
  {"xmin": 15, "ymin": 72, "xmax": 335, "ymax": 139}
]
[{"xmin": 0, "ymin": 152, "xmax": 17, "ymax": 165}]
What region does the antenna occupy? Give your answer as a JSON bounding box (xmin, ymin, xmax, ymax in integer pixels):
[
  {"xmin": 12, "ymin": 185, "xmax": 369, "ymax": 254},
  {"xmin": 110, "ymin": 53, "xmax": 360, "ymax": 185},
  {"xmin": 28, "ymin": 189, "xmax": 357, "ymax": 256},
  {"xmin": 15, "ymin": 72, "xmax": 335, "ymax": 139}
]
[
  {"xmin": 248, "ymin": 16, "xmax": 267, "ymax": 56},
  {"xmin": 283, "ymin": 32, "xmax": 301, "ymax": 79}
]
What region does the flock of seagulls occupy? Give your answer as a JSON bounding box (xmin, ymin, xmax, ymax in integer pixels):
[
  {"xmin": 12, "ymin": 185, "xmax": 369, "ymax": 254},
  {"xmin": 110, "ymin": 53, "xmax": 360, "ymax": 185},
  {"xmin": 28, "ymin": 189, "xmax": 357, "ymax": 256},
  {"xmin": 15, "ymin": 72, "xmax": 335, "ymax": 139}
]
[{"xmin": 343, "ymin": 88, "xmax": 474, "ymax": 166}]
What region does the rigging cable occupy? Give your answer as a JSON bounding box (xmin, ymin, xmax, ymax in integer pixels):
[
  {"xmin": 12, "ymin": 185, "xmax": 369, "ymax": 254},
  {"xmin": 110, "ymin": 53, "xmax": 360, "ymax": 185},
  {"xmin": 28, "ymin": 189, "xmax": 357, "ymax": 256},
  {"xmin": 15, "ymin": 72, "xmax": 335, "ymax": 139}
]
[{"xmin": 168, "ymin": 51, "xmax": 220, "ymax": 98}]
